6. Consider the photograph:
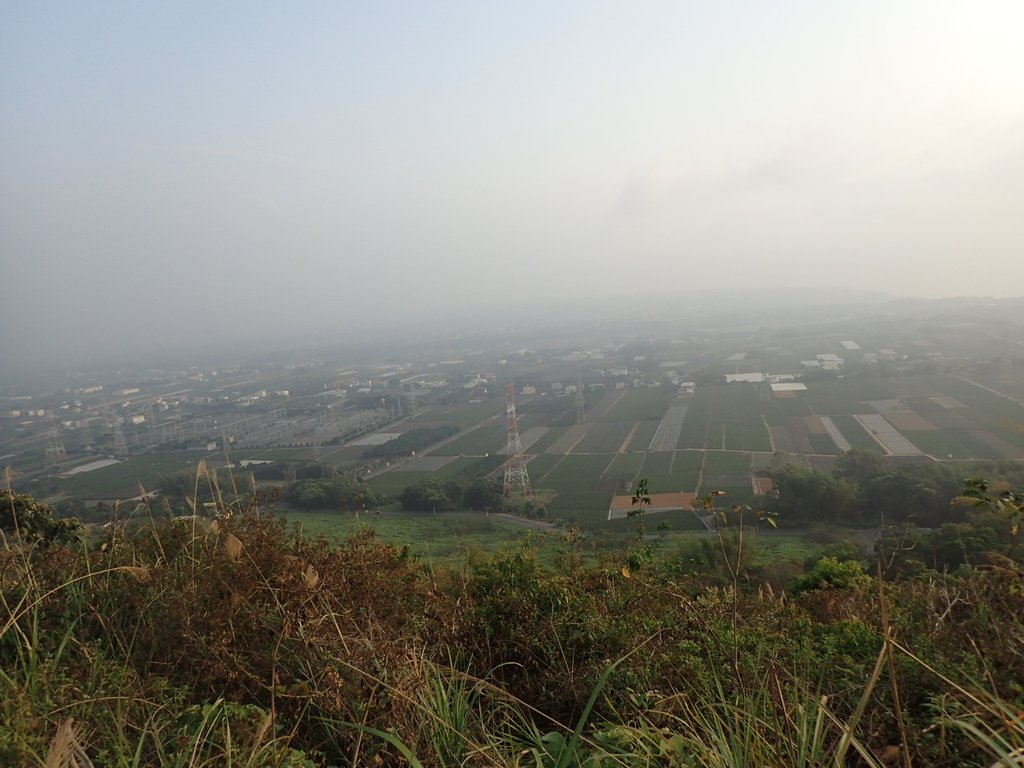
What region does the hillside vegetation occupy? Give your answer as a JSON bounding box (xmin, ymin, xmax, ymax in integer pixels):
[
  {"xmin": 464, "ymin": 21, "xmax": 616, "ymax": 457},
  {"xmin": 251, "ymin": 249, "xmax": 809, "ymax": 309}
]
[{"xmin": 1, "ymin": 479, "xmax": 1023, "ymax": 767}]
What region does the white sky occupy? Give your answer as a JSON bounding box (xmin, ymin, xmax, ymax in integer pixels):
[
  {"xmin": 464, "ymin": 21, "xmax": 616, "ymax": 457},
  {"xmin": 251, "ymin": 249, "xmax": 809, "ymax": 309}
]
[{"xmin": 2, "ymin": 1, "xmax": 1023, "ymax": 366}]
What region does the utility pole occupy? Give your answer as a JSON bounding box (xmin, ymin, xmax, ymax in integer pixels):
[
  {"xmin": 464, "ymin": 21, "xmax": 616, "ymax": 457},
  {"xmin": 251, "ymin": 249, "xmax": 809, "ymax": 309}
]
[
  {"xmin": 502, "ymin": 384, "xmax": 532, "ymax": 496},
  {"xmin": 45, "ymin": 420, "xmax": 67, "ymax": 470}
]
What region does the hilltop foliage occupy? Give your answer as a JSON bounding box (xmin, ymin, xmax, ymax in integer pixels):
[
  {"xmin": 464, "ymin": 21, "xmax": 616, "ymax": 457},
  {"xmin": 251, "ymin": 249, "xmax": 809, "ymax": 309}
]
[{"xmin": 1, "ymin": 483, "xmax": 1022, "ymax": 766}]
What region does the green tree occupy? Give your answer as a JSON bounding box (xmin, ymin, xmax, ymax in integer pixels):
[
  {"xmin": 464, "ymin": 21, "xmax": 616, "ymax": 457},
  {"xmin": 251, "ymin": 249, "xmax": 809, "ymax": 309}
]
[
  {"xmin": 0, "ymin": 490, "xmax": 81, "ymax": 546},
  {"xmin": 834, "ymin": 449, "xmax": 885, "ymax": 485},
  {"xmin": 399, "ymin": 478, "xmax": 452, "ymax": 512},
  {"xmin": 769, "ymin": 465, "xmax": 856, "ymax": 525},
  {"xmin": 790, "ymin": 556, "xmax": 871, "ymax": 594},
  {"xmin": 292, "ymin": 480, "xmax": 330, "ymax": 510},
  {"xmin": 463, "ymin": 477, "xmax": 502, "ymax": 510}
]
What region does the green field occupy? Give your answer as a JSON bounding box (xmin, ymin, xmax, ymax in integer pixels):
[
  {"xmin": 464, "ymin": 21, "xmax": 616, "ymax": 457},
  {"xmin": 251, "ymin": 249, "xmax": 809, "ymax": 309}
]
[
  {"xmin": 274, "ymin": 510, "xmax": 561, "ymax": 567},
  {"xmin": 635, "ymin": 449, "xmax": 702, "ymax": 495},
  {"xmin": 524, "ymin": 426, "xmax": 568, "ymax": 454},
  {"xmin": 271, "ymin": 510, "xmax": 817, "ymax": 570},
  {"xmin": 58, "ymin": 452, "xmax": 215, "ymax": 499},
  {"xmin": 935, "ymin": 377, "xmax": 1024, "ymax": 450},
  {"xmin": 703, "ymin": 483, "xmax": 755, "ymax": 503},
  {"xmin": 274, "ymin": 507, "xmax": 823, "ymax": 569},
  {"xmin": 723, "ymin": 421, "xmax": 772, "ymax": 452},
  {"xmin": 639, "ymin": 451, "xmax": 673, "ymax": 475},
  {"xmin": 602, "ymin": 452, "xmax": 645, "ymax": 491},
  {"xmin": 526, "ymin": 453, "xmax": 562, "ymax": 481},
  {"xmin": 626, "ymin": 419, "xmax": 661, "ymax": 451},
  {"xmin": 671, "ymin": 450, "xmax": 704, "ymax": 486},
  {"xmin": 401, "ymin": 399, "xmax": 505, "ymax": 430},
  {"xmin": 910, "ymin": 429, "xmax": 1000, "ymax": 460},
  {"xmin": 572, "ymin": 421, "xmax": 635, "ymax": 453},
  {"xmin": 774, "ymin": 396, "xmax": 814, "ymax": 417},
  {"xmin": 701, "ymin": 451, "xmax": 751, "ymax": 475},
  {"xmin": 699, "ymin": 450, "xmax": 752, "ymax": 500},
  {"xmin": 430, "ymin": 454, "xmax": 504, "ymax": 481},
  {"xmin": 677, "ymin": 389, "xmax": 711, "ymax": 448},
  {"xmin": 541, "ymin": 454, "xmax": 616, "ymax": 521},
  {"xmin": 602, "ymin": 388, "xmax": 674, "ymax": 422},
  {"xmin": 828, "ymin": 415, "xmax": 885, "ymax": 453},
  {"xmin": 807, "ymin": 433, "xmax": 841, "ymax": 455},
  {"xmin": 432, "ymin": 424, "xmax": 506, "ymax": 456}
]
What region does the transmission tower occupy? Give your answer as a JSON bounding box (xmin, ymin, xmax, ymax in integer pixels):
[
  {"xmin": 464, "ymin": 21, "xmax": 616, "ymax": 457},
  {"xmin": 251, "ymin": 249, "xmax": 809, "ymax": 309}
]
[
  {"xmin": 45, "ymin": 421, "xmax": 68, "ymax": 469},
  {"xmin": 112, "ymin": 417, "xmax": 128, "ymax": 456},
  {"xmin": 502, "ymin": 384, "xmax": 532, "ymax": 496},
  {"xmin": 575, "ymin": 371, "xmax": 586, "ymax": 424}
]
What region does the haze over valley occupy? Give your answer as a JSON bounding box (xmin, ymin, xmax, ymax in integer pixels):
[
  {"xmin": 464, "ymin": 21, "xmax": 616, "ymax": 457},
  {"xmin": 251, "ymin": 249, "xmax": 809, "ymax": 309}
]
[{"xmin": 5, "ymin": 4, "xmax": 1024, "ymax": 765}]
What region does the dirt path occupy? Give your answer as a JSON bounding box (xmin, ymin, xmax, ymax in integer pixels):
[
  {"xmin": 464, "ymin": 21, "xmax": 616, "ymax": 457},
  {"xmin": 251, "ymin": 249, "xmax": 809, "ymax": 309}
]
[
  {"xmin": 618, "ymin": 423, "xmax": 638, "ymax": 453},
  {"xmin": 762, "ymin": 415, "xmax": 776, "ymax": 452},
  {"xmin": 587, "ymin": 389, "xmax": 627, "ymax": 421},
  {"xmin": 695, "ymin": 451, "xmax": 707, "ymax": 495}
]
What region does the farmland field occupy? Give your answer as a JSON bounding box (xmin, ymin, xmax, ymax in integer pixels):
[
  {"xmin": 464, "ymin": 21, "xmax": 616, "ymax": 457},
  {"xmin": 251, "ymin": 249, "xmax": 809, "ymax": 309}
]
[
  {"xmin": 703, "ymin": 483, "xmax": 755, "ymax": 503},
  {"xmin": 431, "ymin": 454, "xmax": 504, "ymax": 481},
  {"xmin": 828, "ymin": 414, "xmax": 885, "ymax": 453},
  {"xmin": 853, "ymin": 414, "xmax": 922, "ymax": 456},
  {"xmin": 701, "ymin": 451, "xmax": 751, "ymax": 475},
  {"xmin": 602, "ymin": 388, "xmax": 675, "ymax": 422},
  {"xmin": 432, "ymin": 424, "xmax": 507, "ymax": 456},
  {"xmin": 906, "ymin": 430, "xmax": 988, "ymax": 460},
  {"xmin": 400, "ymin": 399, "xmax": 505, "ymax": 430},
  {"xmin": 546, "ymin": 424, "xmax": 590, "ymax": 454},
  {"xmin": 60, "ymin": 452, "xmax": 213, "ymax": 499},
  {"xmin": 542, "ymin": 454, "xmax": 617, "ymax": 520},
  {"xmin": 801, "ymin": 380, "xmax": 897, "ymax": 414},
  {"xmin": 677, "ymin": 389, "xmax": 711, "ymax": 448},
  {"xmin": 774, "ymin": 396, "xmax": 814, "ymax": 417},
  {"xmin": 700, "ymin": 450, "xmax": 753, "ymax": 499},
  {"xmin": 517, "ymin": 411, "xmax": 557, "ymax": 429},
  {"xmin": 366, "ymin": 470, "xmax": 430, "ymax": 496},
  {"xmin": 586, "ymin": 390, "xmax": 627, "ymax": 421},
  {"xmin": 514, "ymin": 426, "xmax": 551, "ymax": 453},
  {"xmin": 627, "ymin": 419, "xmax": 662, "ymax": 451},
  {"xmin": 642, "ymin": 449, "xmax": 702, "ymax": 494},
  {"xmin": 711, "ymin": 383, "xmax": 765, "ymax": 424},
  {"xmin": 392, "ymin": 456, "xmax": 455, "ymax": 472},
  {"xmin": 572, "ymin": 421, "xmax": 636, "ymax": 453},
  {"xmin": 723, "ymin": 421, "xmax": 772, "ymax": 452},
  {"xmin": 807, "ymin": 433, "xmax": 841, "ymax": 455},
  {"xmin": 675, "ymin": 384, "xmax": 773, "ymax": 452},
  {"xmin": 671, "ymin": 451, "xmax": 704, "ymax": 487},
  {"xmin": 649, "ymin": 405, "xmax": 687, "ymax": 450},
  {"xmin": 602, "ymin": 453, "xmax": 646, "ymax": 492},
  {"xmin": 933, "ymin": 377, "xmax": 1024, "ymax": 453},
  {"xmin": 526, "ymin": 453, "xmax": 561, "ymax": 481},
  {"xmin": 639, "ymin": 451, "xmax": 673, "ymax": 475},
  {"xmin": 819, "ymin": 417, "xmax": 852, "ymax": 451},
  {"xmin": 525, "ymin": 426, "xmax": 568, "ymax": 454},
  {"xmin": 769, "ymin": 421, "xmax": 812, "ymax": 454},
  {"xmin": 317, "ymin": 444, "xmax": 373, "ymax": 462}
]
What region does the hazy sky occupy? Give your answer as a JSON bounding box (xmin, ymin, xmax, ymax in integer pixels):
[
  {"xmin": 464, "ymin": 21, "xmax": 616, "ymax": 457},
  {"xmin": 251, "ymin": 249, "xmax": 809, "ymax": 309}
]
[{"xmin": 3, "ymin": 1, "xmax": 1023, "ymax": 367}]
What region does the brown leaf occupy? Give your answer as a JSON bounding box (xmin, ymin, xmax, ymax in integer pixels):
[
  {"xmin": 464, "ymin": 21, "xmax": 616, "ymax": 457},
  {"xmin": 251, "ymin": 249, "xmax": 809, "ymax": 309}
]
[
  {"xmin": 302, "ymin": 563, "xmax": 320, "ymax": 590},
  {"xmin": 223, "ymin": 532, "xmax": 243, "ymax": 562}
]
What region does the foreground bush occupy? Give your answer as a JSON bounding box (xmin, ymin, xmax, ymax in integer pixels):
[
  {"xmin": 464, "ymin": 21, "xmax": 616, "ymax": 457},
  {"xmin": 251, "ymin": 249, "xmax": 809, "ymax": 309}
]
[{"xmin": 2, "ymin": 489, "xmax": 1023, "ymax": 766}]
